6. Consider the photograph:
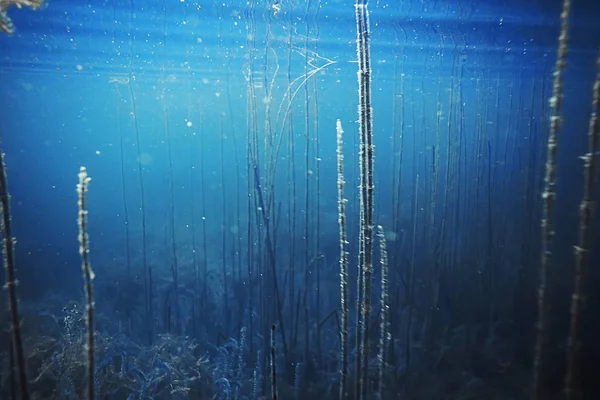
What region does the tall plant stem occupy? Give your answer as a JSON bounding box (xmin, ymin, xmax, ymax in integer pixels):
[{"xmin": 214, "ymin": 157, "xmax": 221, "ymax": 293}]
[
  {"xmin": 0, "ymin": 150, "xmax": 29, "ymax": 400},
  {"xmin": 355, "ymin": 1, "xmax": 375, "ymax": 398},
  {"xmin": 336, "ymin": 120, "xmax": 349, "ymax": 400},
  {"xmin": 564, "ymin": 48, "xmax": 600, "ymax": 400},
  {"xmin": 127, "ymin": 0, "xmax": 150, "ymax": 343},
  {"xmin": 533, "ymin": 0, "xmax": 571, "ymax": 397}
]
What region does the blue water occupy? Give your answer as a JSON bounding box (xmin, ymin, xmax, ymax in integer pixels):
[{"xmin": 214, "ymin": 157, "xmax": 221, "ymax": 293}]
[{"xmin": 1, "ymin": 0, "xmax": 600, "ymax": 399}]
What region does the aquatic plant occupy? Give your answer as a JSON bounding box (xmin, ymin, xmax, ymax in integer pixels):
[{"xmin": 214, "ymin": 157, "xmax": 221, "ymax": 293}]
[
  {"xmin": 565, "ymin": 48, "xmax": 600, "ymax": 400},
  {"xmin": 532, "ymin": 0, "xmax": 572, "ymax": 398},
  {"xmin": 211, "ymin": 327, "xmax": 249, "ymax": 400},
  {"xmin": 2, "ymin": 0, "xmax": 600, "ymax": 399},
  {"xmin": 76, "ymin": 166, "xmax": 95, "ymax": 400},
  {"xmin": 123, "ymin": 0, "xmax": 152, "ymax": 344},
  {"xmin": 336, "ymin": 119, "xmax": 349, "ymax": 400},
  {"xmin": 0, "ymin": 149, "xmax": 29, "ymax": 399},
  {"xmin": 270, "ymin": 324, "xmax": 278, "ymax": 400},
  {"xmin": 29, "ymin": 302, "xmax": 108, "ymax": 398},
  {"xmin": 27, "ymin": 309, "xmax": 211, "ymax": 399},
  {"xmin": 354, "ymin": 1, "xmax": 375, "ymax": 399},
  {"xmin": 376, "ymin": 225, "xmax": 389, "ymax": 400},
  {"xmin": 0, "ymin": 0, "xmax": 43, "ymax": 34}
]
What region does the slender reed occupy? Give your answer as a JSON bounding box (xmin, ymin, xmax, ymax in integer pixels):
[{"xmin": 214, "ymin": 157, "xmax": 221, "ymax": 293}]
[
  {"xmin": 285, "ymin": 5, "xmax": 297, "ymax": 357},
  {"xmin": 313, "ymin": 0, "xmax": 323, "ymax": 365},
  {"xmin": 127, "ymin": 0, "xmax": 150, "ymax": 343},
  {"xmin": 336, "ymin": 119, "xmax": 349, "ymax": 400},
  {"xmin": 0, "ymin": 150, "xmax": 29, "ymax": 400},
  {"xmin": 77, "ymin": 166, "xmax": 95, "ymax": 400},
  {"xmin": 355, "ymin": 1, "xmax": 375, "ymax": 398},
  {"xmin": 188, "ymin": 128, "xmax": 199, "ymax": 337},
  {"xmin": 252, "ymin": 165, "xmax": 288, "ymax": 365},
  {"xmin": 532, "ymin": 0, "xmax": 571, "ymax": 398},
  {"xmin": 303, "ymin": 0, "xmax": 312, "ymax": 366},
  {"xmin": 391, "ymin": 22, "xmax": 407, "ymax": 346},
  {"xmin": 219, "ymin": 115, "xmax": 230, "ymax": 333},
  {"xmin": 224, "ymin": 15, "xmax": 243, "ymax": 282},
  {"xmin": 565, "ymin": 48, "xmax": 600, "ymax": 400},
  {"xmin": 8, "ymin": 342, "xmax": 16, "ymax": 400},
  {"xmin": 183, "ymin": 34, "xmax": 199, "ymax": 337},
  {"xmin": 111, "ymin": 1, "xmax": 132, "ymax": 284},
  {"xmin": 270, "ymin": 324, "xmax": 278, "ymax": 400},
  {"xmin": 377, "ymin": 225, "xmax": 389, "ymax": 400},
  {"xmin": 199, "ymin": 117, "xmax": 208, "ymax": 320},
  {"xmin": 215, "ymin": 3, "xmax": 231, "ymax": 334},
  {"xmin": 405, "ymin": 174, "xmax": 419, "ymax": 389},
  {"xmin": 113, "ymin": 82, "xmax": 133, "ymax": 335},
  {"xmin": 116, "ymin": 94, "xmax": 132, "ymax": 278},
  {"xmin": 244, "ymin": 0, "xmax": 258, "ymax": 354},
  {"xmin": 161, "ymin": 0, "xmax": 180, "ymax": 334}
]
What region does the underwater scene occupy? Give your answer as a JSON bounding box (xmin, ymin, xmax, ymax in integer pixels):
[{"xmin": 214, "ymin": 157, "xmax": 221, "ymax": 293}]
[{"xmin": 1, "ymin": 0, "xmax": 600, "ymax": 399}]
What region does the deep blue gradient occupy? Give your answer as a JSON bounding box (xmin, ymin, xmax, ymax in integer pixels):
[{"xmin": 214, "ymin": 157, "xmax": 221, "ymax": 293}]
[{"xmin": 1, "ymin": 0, "xmax": 600, "ymax": 399}]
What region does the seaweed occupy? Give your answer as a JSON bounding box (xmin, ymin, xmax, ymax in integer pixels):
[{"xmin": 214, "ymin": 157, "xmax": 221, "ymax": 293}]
[{"xmin": 0, "ymin": 0, "xmax": 43, "ymax": 34}]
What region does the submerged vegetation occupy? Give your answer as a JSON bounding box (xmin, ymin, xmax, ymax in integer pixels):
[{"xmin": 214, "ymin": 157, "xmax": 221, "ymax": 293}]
[
  {"xmin": 0, "ymin": 0, "xmax": 43, "ymax": 34},
  {"xmin": 1, "ymin": 0, "xmax": 600, "ymax": 399}
]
